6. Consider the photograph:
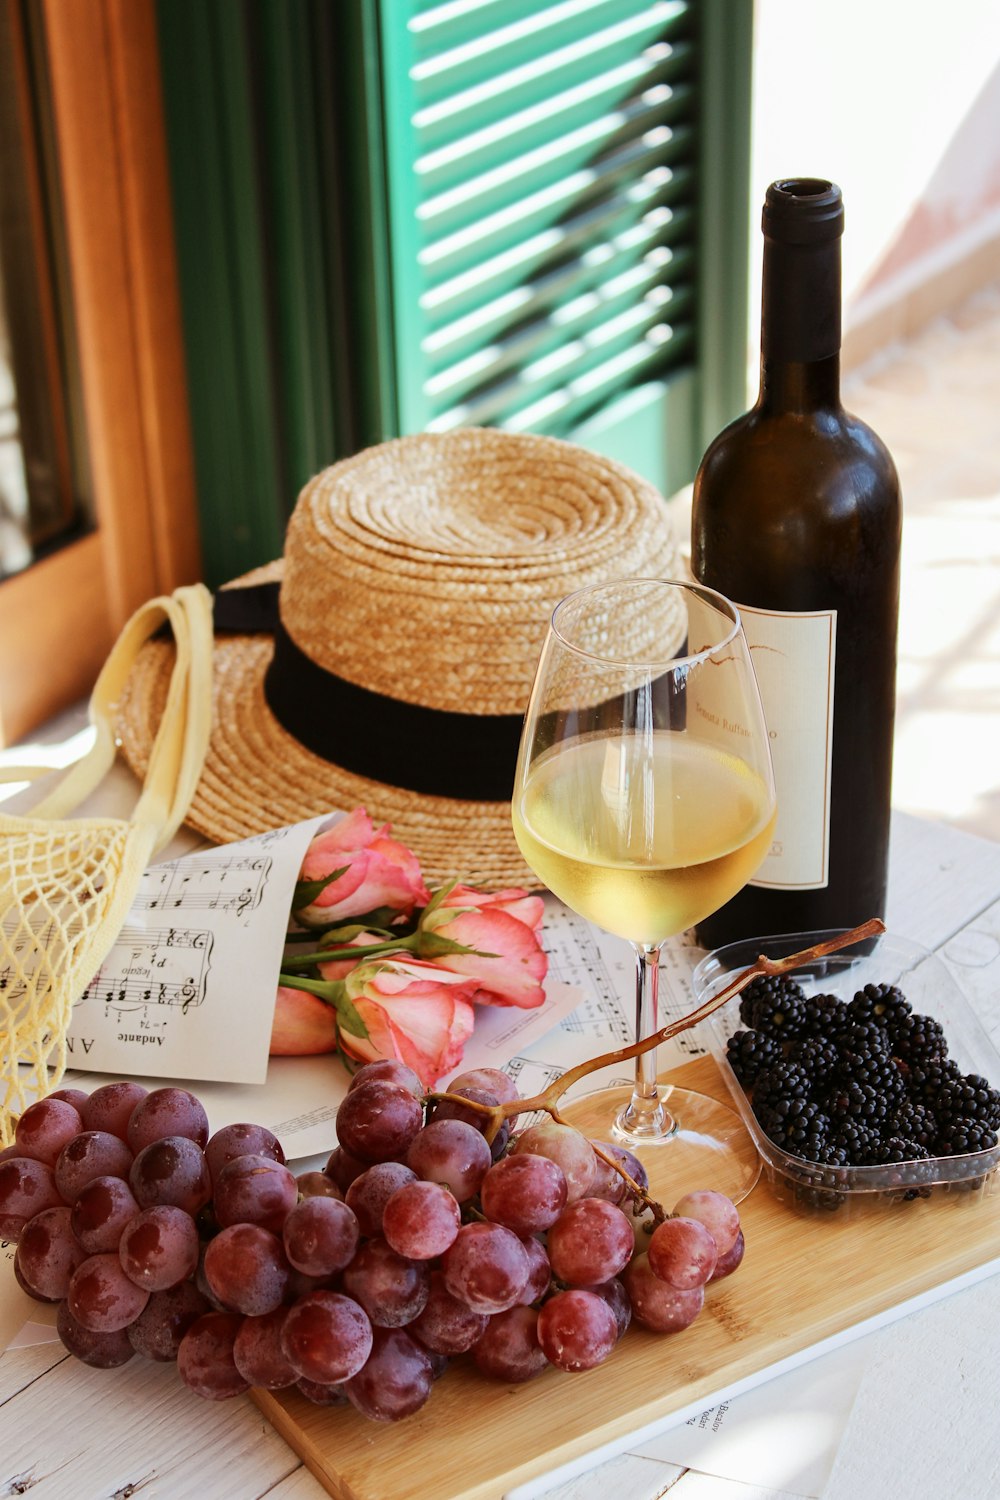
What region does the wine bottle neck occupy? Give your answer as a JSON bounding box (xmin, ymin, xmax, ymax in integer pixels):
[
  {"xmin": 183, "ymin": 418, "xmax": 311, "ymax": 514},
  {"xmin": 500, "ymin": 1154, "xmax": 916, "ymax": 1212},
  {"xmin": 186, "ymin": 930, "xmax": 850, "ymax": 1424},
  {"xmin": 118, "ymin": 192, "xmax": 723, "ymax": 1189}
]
[
  {"xmin": 758, "ymin": 227, "xmax": 843, "ymax": 412},
  {"xmin": 758, "ymin": 355, "xmax": 842, "ymax": 413}
]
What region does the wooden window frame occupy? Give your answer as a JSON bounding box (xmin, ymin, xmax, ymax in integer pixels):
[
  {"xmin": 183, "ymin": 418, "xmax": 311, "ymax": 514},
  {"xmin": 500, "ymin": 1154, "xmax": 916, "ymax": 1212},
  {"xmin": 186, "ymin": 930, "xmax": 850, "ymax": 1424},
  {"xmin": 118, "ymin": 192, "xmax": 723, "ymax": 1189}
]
[{"xmin": 0, "ymin": 0, "xmax": 199, "ymax": 744}]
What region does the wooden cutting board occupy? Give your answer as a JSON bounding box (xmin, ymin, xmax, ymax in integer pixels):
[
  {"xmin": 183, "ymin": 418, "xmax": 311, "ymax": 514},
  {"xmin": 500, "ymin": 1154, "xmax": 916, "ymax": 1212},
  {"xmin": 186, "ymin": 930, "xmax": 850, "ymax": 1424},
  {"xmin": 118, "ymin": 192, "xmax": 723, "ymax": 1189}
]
[{"xmin": 253, "ymin": 1055, "xmax": 1000, "ymax": 1500}]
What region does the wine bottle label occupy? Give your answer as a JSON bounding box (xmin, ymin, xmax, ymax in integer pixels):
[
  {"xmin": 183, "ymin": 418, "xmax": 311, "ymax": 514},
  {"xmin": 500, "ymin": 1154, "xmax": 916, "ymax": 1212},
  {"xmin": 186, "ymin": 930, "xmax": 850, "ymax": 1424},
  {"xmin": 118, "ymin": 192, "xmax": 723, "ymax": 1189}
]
[{"xmin": 738, "ymin": 603, "xmax": 837, "ymax": 890}]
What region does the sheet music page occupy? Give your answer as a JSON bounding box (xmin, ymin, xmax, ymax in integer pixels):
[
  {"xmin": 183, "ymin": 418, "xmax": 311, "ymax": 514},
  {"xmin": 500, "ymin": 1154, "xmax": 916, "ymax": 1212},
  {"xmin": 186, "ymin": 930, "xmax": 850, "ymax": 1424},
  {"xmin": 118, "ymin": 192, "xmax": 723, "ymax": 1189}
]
[{"xmin": 64, "ymin": 814, "xmax": 334, "ymax": 1085}]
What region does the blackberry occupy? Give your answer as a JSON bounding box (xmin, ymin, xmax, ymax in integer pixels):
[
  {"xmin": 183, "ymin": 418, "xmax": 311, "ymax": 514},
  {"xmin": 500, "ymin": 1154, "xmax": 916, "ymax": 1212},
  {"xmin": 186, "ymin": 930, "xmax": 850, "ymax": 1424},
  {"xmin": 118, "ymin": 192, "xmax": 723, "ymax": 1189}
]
[
  {"xmin": 738, "ymin": 974, "xmax": 808, "ymax": 1040},
  {"xmin": 891, "ymin": 1012, "xmax": 948, "ymax": 1064},
  {"xmin": 837, "ymin": 1045, "xmax": 906, "ymax": 1103},
  {"xmin": 874, "ymin": 1136, "xmax": 929, "ymax": 1165},
  {"xmin": 825, "ymin": 1078, "xmax": 893, "ymax": 1132},
  {"xmin": 811, "ymin": 1140, "xmax": 850, "ymax": 1168},
  {"xmin": 757, "ymin": 1098, "xmax": 831, "ymax": 1160},
  {"xmin": 935, "ymin": 1074, "xmax": 1000, "ymax": 1130},
  {"xmin": 890, "ymin": 1100, "xmax": 938, "ymax": 1150},
  {"xmin": 831, "ymin": 1117, "xmax": 882, "ymax": 1166},
  {"xmin": 725, "ymin": 1029, "xmax": 783, "ymax": 1088},
  {"xmin": 836, "ymin": 1020, "xmax": 891, "ymax": 1056},
  {"xmin": 906, "ymin": 1055, "xmax": 961, "ymax": 1105},
  {"xmin": 751, "ymin": 1061, "xmax": 812, "ymax": 1117},
  {"xmin": 849, "ymin": 982, "xmax": 912, "ymax": 1028},
  {"xmin": 786, "ymin": 1035, "xmax": 840, "ymax": 1087},
  {"xmin": 801, "ymin": 991, "xmax": 850, "ymax": 1039},
  {"xmin": 935, "ymin": 1117, "xmax": 999, "ymax": 1156}
]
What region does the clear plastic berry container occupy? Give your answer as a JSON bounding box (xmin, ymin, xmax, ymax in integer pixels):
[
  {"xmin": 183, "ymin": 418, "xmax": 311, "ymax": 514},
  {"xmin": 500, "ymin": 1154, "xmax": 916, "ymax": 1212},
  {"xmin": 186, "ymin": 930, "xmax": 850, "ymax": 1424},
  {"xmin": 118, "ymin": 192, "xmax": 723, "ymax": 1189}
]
[{"xmin": 691, "ymin": 929, "xmax": 1000, "ymax": 1217}]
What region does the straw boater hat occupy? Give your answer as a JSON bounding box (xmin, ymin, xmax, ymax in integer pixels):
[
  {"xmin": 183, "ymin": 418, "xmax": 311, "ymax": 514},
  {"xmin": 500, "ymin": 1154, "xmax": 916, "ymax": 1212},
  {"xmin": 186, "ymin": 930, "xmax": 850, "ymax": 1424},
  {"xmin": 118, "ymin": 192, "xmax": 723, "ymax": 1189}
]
[{"xmin": 118, "ymin": 428, "xmax": 681, "ymax": 888}]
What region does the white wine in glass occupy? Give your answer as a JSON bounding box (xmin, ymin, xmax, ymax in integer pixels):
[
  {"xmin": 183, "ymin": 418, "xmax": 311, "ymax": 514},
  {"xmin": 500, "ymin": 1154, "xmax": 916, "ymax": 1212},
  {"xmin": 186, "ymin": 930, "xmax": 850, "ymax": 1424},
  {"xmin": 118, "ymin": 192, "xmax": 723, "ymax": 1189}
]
[{"xmin": 512, "ymin": 578, "xmax": 776, "ymax": 1203}]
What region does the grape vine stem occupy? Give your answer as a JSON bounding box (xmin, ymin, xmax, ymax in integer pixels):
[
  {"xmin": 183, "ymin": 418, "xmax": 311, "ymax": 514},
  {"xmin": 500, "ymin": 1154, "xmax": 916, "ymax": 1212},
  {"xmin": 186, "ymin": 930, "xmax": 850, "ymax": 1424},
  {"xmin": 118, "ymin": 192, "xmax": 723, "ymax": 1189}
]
[{"xmin": 430, "ymin": 917, "xmax": 885, "ymax": 1220}]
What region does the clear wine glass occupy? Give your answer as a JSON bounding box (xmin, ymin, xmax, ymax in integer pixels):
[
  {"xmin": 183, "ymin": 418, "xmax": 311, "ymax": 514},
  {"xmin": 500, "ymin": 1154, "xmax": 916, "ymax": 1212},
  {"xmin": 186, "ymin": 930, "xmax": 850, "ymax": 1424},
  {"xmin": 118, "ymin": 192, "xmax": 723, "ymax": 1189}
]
[{"xmin": 512, "ymin": 578, "xmax": 776, "ymax": 1204}]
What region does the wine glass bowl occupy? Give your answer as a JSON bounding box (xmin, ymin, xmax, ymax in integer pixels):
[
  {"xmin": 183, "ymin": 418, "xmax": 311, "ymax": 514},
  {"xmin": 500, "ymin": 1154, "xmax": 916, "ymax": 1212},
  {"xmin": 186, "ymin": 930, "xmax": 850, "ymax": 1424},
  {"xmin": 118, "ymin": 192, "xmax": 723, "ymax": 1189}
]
[{"xmin": 512, "ymin": 579, "xmax": 776, "ymax": 1203}]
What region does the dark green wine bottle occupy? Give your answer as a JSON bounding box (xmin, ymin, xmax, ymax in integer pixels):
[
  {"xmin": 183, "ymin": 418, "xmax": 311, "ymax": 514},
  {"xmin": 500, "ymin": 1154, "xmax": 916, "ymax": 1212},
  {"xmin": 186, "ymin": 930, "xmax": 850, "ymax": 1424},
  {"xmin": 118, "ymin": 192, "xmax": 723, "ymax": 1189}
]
[{"xmin": 692, "ymin": 178, "xmax": 901, "ymax": 947}]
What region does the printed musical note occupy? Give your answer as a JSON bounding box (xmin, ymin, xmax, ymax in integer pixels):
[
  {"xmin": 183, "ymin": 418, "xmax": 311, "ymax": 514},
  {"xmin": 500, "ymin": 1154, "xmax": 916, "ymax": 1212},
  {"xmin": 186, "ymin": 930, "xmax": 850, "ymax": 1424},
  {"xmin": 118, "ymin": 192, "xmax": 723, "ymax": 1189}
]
[
  {"xmin": 134, "ymin": 854, "xmax": 271, "ymax": 917},
  {"xmin": 81, "ymin": 927, "xmax": 214, "ymax": 1019}
]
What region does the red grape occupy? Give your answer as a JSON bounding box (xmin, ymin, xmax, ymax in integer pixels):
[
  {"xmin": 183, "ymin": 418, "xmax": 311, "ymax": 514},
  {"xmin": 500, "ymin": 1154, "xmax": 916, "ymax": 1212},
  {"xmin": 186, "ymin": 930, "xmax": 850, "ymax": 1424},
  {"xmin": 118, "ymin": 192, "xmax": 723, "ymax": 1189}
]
[
  {"xmin": 406, "ymin": 1119, "xmax": 491, "ymax": 1203},
  {"xmin": 295, "ymin": 1170, "xmax": 343, "ymax": 1201},
  {"xmin": 119, "ymin": 1205, "xmax": 200, "ymax": 1292},
  {"xmin": 509, "ymin": 1122, "xmax": 595, "ymax": 1201},
  {"xmin": 335, "ymin": 1080, "xmax": 423, "ymax": 1163},
  {"xmin": 127, "ymin": 1088, "xmax": 209, "ymax": 1152},
  {"xmin": 382, "ymin": 1181, "xmax": 460, "ymax": 1260},
  {"xmin": 345, "ymin": 1161, "xmax": 417, "ymax": 1237},
  {"xmin": 546, "ymin": 1198, "xmax": 634, "ymax": 1286},
  {"xmin": 709, "ymin": 1227, "xmax": 745, "ymax": 1282},
  {"xmin": 480, "ymin": 1153, "xmax": 567, "ymax": 1234},
  {"xmin": 341, "ymin": 1237, "xmax": 430, "ymax": 1327},
  {"xmin": 204, "ymin": 1122, "xmax": 285, "ymax": 1185},
  {"xmin": 473, "ymin": 1304, "xmax": 548, "ymax": 1383},
  {"xmin": 68, "ymin": 1252, "xmax": 150, "ymax": 1331},
  {"xmin": 55, "ymin": 1130, "xmax": 133, "ymax": 1203},
  {"xmin": 325, "ymin": 1144, "xmax": 369, "ymax": 1192},
  {"xmin": 516, "ymin": 1235, "xmax": 552, "ymax": 1306},
  {"xmin": 282, "ymin": 1197, "xmax": 360, "ymax": 1277},
  {"xmin": 57, "ymin": 1300, "xmax": 135, "ymax": 1368},
  {"xmin": 586, "ymin": 1145, "xmax": 628, "ymax": 1206},
  {"xmin": 233, "ymin": 1307, "xmax": 298, "ymax": 1389},
  {"xmin": 450, "ymin": 1067, "xmax": 519, "ymax": 1104},
  {"xmin": 15, "ymin": 1206, "xmax": 86, "ymax": 1300},
  {"xmin": 584, "ymin": 1277, "xmax": 632, "ymax": 1339},
  {"xmin": 622, "ymin": 1253, "xmax": 705, "ymax": 1332},
  {"xmin": 347, "ymin": 1059, "xmax": 423, "ymax": 1097},
  {"xmin": 81, "ymin": 1082, "xmax": 148, "ymax": 1141},
  {"xmin": 71, "ymin": 1175, "xmax": 140, "ymax": 1254},
  {"xmin": 441, "ymin": 1223, "xmax": 529, "ymax": 1314},
  {"xmin": 343, "ymin": 1326, "xmax": 433, "ymax": 1422},
  {"xmin": 213, "ymin": 1154, "xmax": 297, "ymax": 1232},
  {"xmin": 673, "ymin": 1189, "xmax": 741, "ymax": 1256},
  {"xmin": 647, "ymin": 1216, "xmax": 718, "ymax": 1290},
  {"xmin": 0, "ymin": 1157, "xmax": 63, "ymax": 1239},
  {"xmin": 280, "ymin": 1291, "xmax": 373, "ymax": 1384},
  {"xmin": 429, "ymin": 1087, "xmax": 509, "ymax": 1159},
  {"xmin": 14, "ymin": 1098, "xmax": 83, "ymax": 1165},
  {"xmin": 409, "ymin": 1270, "xmax": 488, "ymax": 1355},
  {"xmin": 296, "ymin": 1377, "xmax": 349, "ymax": 1405},
  {"xmin": 50, "ymin": 1088, "xmax": 90, "ymax": 1111},
  {"xmin": 537, "ymin": 1288, "xmax": 618, "ymax": 1372},
  {"xmin": 128, "ymin": 1280, "xmax": 211, "ymax": 1361},
  {"xmin": 177, "ymin": 1311, "xmax": 248, "ymax": 1399},
  {"xmin": 202, "ymin": 1223, "xmax": 290, "ymax": 1315},
  {"xmin": 129, "ymin": 1136, "xmax": 212, "ymax": 1215}
]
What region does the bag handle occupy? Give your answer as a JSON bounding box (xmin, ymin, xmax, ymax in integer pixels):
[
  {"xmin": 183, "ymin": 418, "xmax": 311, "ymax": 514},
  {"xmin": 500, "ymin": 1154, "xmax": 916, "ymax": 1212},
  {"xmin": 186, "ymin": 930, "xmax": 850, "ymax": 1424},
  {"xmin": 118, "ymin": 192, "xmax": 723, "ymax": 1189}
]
[{"xmin": 27, "ymin": 583, "xmax": 214, "ymax": 856}]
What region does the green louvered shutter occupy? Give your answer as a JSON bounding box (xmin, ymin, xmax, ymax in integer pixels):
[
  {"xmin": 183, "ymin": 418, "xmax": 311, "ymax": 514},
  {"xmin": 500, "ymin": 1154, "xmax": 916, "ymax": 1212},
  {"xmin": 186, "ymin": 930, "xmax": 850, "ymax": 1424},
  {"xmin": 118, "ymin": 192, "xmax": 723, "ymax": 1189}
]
[
  {"xmin": 156, "ymin": 0, "xmax": 752, "ymax": 576},
  {"xmin": 375, "ymin": 0, "xmax": 751, "ymax": 494}
]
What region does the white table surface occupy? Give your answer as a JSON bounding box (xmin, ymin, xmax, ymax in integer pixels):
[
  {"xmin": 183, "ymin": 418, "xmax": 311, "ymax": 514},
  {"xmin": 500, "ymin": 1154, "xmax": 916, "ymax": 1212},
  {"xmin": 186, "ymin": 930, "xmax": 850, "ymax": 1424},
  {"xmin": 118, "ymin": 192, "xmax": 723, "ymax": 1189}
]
[{"xmin": 2, "ymin": 787, "xmax": 1000, "ymax": 1500}]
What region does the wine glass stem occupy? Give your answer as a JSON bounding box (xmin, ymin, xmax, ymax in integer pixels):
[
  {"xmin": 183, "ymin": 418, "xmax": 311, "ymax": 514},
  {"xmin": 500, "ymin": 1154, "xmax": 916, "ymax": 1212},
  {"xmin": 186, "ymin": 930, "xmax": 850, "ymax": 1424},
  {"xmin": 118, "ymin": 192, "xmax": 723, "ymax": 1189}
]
[{"xmin": 617, "ymin": 943, "xmax": 676, "ymax": 1141}]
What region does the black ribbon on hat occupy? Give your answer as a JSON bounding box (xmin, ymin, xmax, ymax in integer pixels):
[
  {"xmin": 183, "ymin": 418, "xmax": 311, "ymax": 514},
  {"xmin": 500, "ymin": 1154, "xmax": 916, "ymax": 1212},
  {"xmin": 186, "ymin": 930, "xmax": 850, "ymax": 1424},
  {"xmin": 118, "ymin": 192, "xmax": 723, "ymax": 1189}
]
[{"xmin": 212, "ymin": 582, "xmax": 524, "ymax": 801}]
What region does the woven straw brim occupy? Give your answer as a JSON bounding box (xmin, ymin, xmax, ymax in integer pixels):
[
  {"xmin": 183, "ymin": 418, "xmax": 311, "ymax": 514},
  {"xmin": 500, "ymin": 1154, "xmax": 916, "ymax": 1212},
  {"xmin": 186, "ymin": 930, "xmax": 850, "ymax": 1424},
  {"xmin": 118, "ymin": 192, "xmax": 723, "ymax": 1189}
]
[
  {"xmin": 118, "ymin": 613, "xmax": 536, "ymax": 890},
  {"xmin": 117, "ymin": 430, "xmax": 680, "ymax": 889}
]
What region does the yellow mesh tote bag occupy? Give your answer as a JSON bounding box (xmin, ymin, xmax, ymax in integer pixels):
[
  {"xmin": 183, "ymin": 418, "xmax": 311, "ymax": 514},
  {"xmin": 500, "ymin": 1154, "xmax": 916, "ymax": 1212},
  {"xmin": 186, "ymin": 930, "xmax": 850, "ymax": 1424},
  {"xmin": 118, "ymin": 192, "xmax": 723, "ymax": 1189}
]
[{"xmin": 0, "ymin": 584, "xmax": 214, "ymax": 1143}]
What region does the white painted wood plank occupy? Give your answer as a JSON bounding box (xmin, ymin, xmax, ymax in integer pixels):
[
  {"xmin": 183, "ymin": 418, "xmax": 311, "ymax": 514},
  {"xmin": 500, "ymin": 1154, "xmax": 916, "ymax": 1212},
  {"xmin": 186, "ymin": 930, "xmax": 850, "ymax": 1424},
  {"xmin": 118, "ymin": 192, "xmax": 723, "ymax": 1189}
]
[
  {"xmin": 0, "ymin": 1354, "xmax": 301, "ymax": 1499},
  {"xmin": 0, "ymin": 1344, "xmax": 67, "ymax": 1405}
]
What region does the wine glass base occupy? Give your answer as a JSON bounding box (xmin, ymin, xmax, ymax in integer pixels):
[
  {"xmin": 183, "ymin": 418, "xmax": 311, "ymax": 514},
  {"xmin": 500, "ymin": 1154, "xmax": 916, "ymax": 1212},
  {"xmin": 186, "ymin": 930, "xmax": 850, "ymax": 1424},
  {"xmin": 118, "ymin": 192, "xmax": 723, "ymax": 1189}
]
[{"xmin": 560, "ymin": 1083, "xmax": 761, "ymax": 1208}]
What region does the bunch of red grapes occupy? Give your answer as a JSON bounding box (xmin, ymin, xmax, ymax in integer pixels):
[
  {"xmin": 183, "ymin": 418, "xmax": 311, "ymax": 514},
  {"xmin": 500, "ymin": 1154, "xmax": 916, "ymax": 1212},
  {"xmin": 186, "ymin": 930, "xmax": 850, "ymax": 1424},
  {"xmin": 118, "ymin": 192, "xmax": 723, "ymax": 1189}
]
[{"xmin": 0, "ymin": 1063, "xmax": 744, "ymax": 1421}]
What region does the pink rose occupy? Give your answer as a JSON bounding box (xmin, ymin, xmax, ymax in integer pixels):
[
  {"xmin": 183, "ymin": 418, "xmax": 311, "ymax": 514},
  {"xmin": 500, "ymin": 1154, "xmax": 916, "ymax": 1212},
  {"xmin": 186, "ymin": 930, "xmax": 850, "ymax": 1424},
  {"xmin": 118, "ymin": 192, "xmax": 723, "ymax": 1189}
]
[
  {"xmin": 419, "ymin": 887, "xmax": 547, "ymax": 1010},
  {"xmin": 294, "ymin": 808, "xmax": 430, "ymax": 926},
  {"xmin": 339, "ymin": 958, "xmax": 476, "ymax": 1088},
  {"xmin": 270, "ymin": 985, "xmax": 339, "ymax": 1056}
]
